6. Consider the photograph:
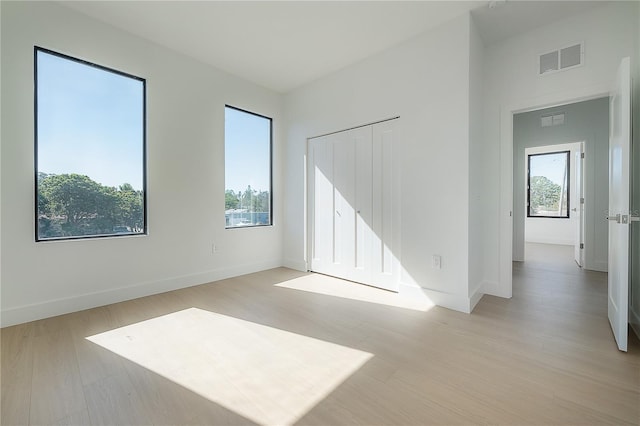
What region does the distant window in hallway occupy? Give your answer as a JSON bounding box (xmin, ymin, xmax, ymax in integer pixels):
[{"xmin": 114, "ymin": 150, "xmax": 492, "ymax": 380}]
[{"xmin": 527, "ymin": 151, "xmax": 570, "ymax": 218}]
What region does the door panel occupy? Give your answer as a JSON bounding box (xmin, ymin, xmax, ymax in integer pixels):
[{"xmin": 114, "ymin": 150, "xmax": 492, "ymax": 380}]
[
  {"xmin": 309, "ymin": 136, "xmax": 334, "ymax": 276},
  {"xmin": 372, "ymin": 120, "xmax": 399, "ymax": 291},
  {"xmin": 353, "ymin": 127, "xmax": 373, "ymax": 284},
  {"xmin": 608, "ymin": 57, "xmax": 631, "ymax": 352}
]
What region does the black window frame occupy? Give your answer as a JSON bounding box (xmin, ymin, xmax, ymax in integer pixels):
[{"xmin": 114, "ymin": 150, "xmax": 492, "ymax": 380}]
[
  {"xmin": 224, "ymin": 105, "xmax": 273, "ymax": 229},
  {"xmin": 527, "ymin": 150, "xmax": 570, "ymax": 219},
  {"xmin": 34, "ymin": 46, "xmax": 148, "ymax": 241}
]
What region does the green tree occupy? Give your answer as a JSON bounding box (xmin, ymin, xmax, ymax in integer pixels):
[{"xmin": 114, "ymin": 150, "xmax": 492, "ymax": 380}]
[
  {"xmin": 37, "ymin": 174, "xmax": 144, "ymax": 237},
  {"xmin": 40, "ymin": 174, "xmax": 108, "ymax": 223},
  {"xmin": 241, "ymin": 185, "xmax": 257, "ymax": 211},
  {"xmin": 115, "ymin": 184, "xmax": 144, "ymax": 231},
  {"xmin": 37, "ymin": 172, "xmax": 51, "ymax": 216},
  {"xmin": 256, "ymin": 190, "xmax": 270, "ymax": 213},
  {"xmin": 530, "ymin": 175, "xmax": 561, "ymax": 213},
  {"xmin": 225, "ymin": 189, "xmax": 239, "ymax": 210}
]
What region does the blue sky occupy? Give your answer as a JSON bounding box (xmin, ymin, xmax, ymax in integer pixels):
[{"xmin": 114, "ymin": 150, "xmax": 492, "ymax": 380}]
[
  {"xmin": 225, "ymin": 107, "xmax": 271, "ymax": 194},
  {"xmin": 529, "ymin": 152, "xmax": 568, "ymax": 185},
  {"xmin": 37, "ymin": 51, "xmax": 270, "ymax": 195},
  {"xmin": 37, "ymin": 50, "xmax": 144, "ymax": 190}
]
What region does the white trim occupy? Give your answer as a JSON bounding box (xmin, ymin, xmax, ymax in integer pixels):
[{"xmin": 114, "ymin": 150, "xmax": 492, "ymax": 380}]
[
  {"xmin": 591, "ymin": 260, "xmax": 608, "ymax": 273},
  {"xmin": 400, "ymin": 282, "xmax": 471, "ymax": 313},
  {"xmin": 400, "ymin": 281, "xmax": 485, "ymax": 314},
  {"xmin": 498, "ymin": 83, "xmax": 612, "ymax": 299},
  {"xmin": 283, "ymin": 258, "xmax": 308, "ymax": 272},
  {"xmin": 469, "ymin": 281, "xmax": 488, "ymax": 312},
  {"xmin": 0, "ymin": 260, "xmax": 282, "ymax": 328},
  {"xmin": 525, "ymin": 237, "xmax": 574, "ymax": 246}
]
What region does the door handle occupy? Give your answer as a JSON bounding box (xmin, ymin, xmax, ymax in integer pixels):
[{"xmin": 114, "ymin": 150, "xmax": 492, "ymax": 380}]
[
  {"xmin": 571, "ymin": 208, "xmax": 577, "ymax": 212},
  {"xmin": 607, "ymin": 214, "xmax": 621, "ymax": 223}
]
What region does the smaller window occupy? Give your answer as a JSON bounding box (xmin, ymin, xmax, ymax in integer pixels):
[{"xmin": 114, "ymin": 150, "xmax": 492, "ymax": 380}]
[
  {"xmin": 527, "ymin": 151, "xmax": 570, "ymax": 218},
  {"xmin": 224, "ymin": 106, "xmax": 272, "ymax": 228}
]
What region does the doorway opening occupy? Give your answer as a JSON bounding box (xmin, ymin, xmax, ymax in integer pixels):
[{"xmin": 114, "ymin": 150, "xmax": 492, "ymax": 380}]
[
  {"xmin": 512, "ymin": 98, "xmax": 609, "ymax": 273},
  {"xmin": 523, "ymin": 145, "xmax": 582, "ymax": 267}
]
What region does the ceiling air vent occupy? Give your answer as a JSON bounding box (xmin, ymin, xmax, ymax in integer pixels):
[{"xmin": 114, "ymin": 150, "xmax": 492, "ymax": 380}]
[{"xmin": 539, "ymin": 43, "xmax": 583, "ymax": 75}]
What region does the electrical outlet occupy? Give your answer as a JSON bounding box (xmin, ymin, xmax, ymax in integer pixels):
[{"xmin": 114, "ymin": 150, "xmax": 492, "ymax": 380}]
[
  {"xmin": 211, "ymin": 243, "xmax": 218, "ymax": 254},
  {"xmin": 432, "ymin": 255, "xmax": 441, "ymax": 269}
]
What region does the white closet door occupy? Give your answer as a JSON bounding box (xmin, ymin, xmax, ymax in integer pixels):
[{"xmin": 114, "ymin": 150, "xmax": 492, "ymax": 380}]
[
  {"xmin": 332, "ymin": 129, "xmax": 357, "ymax": 279},
  {"xmin": 351, "ymin": 126, "xmax": 373, "ymax": 284},
  {"xmin": 371, "ymin": 119, "xmax": 399, "ymax": 291},
  {"xmin": 309, "ymin": 135, "xmax": 334, "ymax": 276},
  {"xmin": 308, "ymin": 119, "xmax": 398, "ymax": 291}
]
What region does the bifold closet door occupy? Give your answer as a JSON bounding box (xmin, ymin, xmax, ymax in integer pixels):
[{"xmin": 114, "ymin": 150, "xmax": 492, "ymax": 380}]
[
  {"xmin": 371, "ymin": 119, "xmax": 397, "ymax": 291},
  {"xmin": 308, "ymin": 126, "xmax": 371, "ymax": 282},
  {"xmin": 309, "ymin": 119, "xmax": 398, "ymax": 291}
]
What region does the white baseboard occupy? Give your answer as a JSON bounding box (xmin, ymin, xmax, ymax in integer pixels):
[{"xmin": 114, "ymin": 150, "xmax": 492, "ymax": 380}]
[
  {"xmin": 525, "ymin": 238, "xmax": 574, "ymax": 246},
  {"xmin": 482, "ymin": 280, "xmax": 510, "ymax": 299},
  {"xmin": 400, "ymin": 282, "xmax": 473, "ymax": 314},
  {"xmin": 586, "ymin": 260, "xmax": 608, "ymax": 273},
  {"xmin": 469, "ymin": 281, "xmax": 489, "ymax": 312},
  {"xmin": 282, "ymin": 258, "xmax": 308, "ymax": 272},
  {"xmin": 1, "ymin": 259, "xmax": 282, "ymax": 328}
]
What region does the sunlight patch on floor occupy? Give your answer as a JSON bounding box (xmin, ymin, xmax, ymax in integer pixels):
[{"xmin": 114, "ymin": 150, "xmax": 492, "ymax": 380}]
[
  {"xmin": 275, "ymin": 274, "xmax": 435, "ymax": 312},
  {"xmin": 87, "ymin": 308, "xmax": 372, "ymax": 425}
]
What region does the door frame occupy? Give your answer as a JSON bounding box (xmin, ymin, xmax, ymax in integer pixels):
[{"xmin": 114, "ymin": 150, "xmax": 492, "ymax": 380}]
[
  {"xmin": 497, "ymin": 84, "xmax": 611, "ymax": 298},
  {"xmin": 574, "ymin": 142, "xmax": 586, "ymax": 267}
]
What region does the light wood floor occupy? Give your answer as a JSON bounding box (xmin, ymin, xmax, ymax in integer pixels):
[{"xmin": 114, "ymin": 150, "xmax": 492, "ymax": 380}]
[{"xmin": 2, "ymin": 244, "xmax": 639, "ymax": 425}]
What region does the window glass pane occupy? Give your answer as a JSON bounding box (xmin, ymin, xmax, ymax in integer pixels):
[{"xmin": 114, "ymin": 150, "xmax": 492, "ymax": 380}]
[
  {"xmin": 36, "ymin": 48, "xmax": 146, "ymax": 240},
  {"xmin": 528, "ymin": 151, "xmax": 569, "ymax": 218},
  {"xmin": 225, "ymin": 106, "xmax": 272, "ymax": 228}
]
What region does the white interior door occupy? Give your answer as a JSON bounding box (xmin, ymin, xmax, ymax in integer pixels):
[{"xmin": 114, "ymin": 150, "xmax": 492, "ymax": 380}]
[
  {"xmin": 607, "ymin": 57, "xmax": 632, "ymax": 352},
  {"xmin": 574, "ymin": 144, "xmax": 584, "ymax": 267}
]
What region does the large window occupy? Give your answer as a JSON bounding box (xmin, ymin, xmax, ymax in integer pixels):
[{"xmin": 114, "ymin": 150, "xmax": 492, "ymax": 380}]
[
  {"xmin": 224, "ymin": 106, "xmax": 272, "ymax": 228},
  {"xmin": 35, "ymin": 47, "xmax": 146, "ymax": 241},
  {"xmin": 527, "ymin": 151, "xmax": 570, "ymax": 218}
]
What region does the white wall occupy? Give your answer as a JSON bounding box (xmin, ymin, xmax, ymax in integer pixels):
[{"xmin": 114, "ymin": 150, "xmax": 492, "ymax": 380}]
[
  {"xmin": 480, "ymin": 1, "xmax": 639, "ymax": 296},
  {"xmin": 468, "ymin": 17, "xmax": 487, "ymax": 305},
  {"xmin": 284, "ymin": 14, "xmax": 476, "ymax": 312},
  {"xmin": 0, "ymin": 1, "xmax": 284, "ymax": 326},
  {"xmin": 523, "ymin": 143, "xmax": 582, "ymax": 247}
]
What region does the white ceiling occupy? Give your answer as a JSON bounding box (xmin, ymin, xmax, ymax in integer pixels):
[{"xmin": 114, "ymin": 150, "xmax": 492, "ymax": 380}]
[
  {"xmin": 471, "ymin": 0, "xmax": 608, "ymax": 45},
  {"xmin": 60, "ymin": 1, "xmax": 607, "ymax": 93}
]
